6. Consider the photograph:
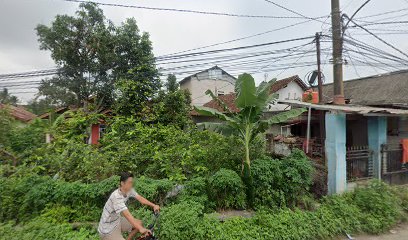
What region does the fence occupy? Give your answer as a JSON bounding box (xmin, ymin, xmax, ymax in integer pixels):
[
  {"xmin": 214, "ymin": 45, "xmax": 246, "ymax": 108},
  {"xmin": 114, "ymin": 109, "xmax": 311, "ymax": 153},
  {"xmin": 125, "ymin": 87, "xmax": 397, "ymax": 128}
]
[
  {"xmin": 381, "ymin": 144, "xmax": 405, "ymax": 173},
  {"xmin": 346, "ymin": 146, "xmax": 373, "ymax": 181}
]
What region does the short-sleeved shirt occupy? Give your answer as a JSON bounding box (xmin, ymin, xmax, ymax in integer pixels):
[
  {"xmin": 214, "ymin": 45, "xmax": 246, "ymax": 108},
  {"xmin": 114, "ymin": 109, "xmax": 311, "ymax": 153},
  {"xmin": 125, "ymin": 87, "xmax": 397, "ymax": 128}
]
[{"xmin": 98, "ymin": 188, "xmax": 138, "ymax": 235}]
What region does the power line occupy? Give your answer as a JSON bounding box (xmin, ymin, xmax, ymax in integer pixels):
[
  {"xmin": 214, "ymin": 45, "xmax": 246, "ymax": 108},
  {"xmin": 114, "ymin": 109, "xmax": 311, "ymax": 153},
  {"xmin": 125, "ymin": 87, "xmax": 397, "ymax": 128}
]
[
  {"xmin": 344, "ymin": 16, "xmax": 408, "ymax": 59},
  {"xmin": 62, "ymin": 0, "xmax": 307, "ymax": 19},
  {"xmin": 353, "ymin": 20, "xmax": 408, "ymax": 27},
  {"xmin": 343, "ymin": 0, "xmax": 372, "ymax": 31},
  {"xmin": 158, "ymin": 18, "xmax": 323, "ymax": 57},
  {"xmin": 356, "ymin": 7, "xmax": 408, "ymax": 19},
  {"xmin": 156, "ymin": 36, "xmax": 316, "ymax": 61},
  {"xmin": 263, "ymin": 0, "xmax": 326, "ymax": 23}
]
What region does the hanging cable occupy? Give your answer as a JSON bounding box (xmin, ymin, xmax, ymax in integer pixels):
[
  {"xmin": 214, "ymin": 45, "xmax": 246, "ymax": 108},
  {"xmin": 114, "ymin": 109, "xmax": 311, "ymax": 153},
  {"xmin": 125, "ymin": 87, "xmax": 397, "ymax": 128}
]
[{"xmin": 62, "ymin": 0, "xmax": 308, "ymax": 19}]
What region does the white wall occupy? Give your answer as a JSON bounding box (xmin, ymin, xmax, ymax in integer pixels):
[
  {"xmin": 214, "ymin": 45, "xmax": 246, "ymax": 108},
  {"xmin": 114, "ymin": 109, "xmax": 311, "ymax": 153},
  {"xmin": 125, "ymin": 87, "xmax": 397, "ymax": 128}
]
[
  {"xmin": 180, "ymin": 70, "xmax": 235, "ymax": 106},
  {"xmin": 268, "ymin": 81, "xmax": 305, "ymax": 112}
]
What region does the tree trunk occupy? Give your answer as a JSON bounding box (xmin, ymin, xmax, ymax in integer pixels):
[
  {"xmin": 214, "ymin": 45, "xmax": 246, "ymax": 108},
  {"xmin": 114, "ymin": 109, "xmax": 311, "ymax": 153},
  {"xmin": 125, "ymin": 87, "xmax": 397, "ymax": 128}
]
[{"xmin": 242, "ymin": 128, "xmax": 254, "ymax": 208}]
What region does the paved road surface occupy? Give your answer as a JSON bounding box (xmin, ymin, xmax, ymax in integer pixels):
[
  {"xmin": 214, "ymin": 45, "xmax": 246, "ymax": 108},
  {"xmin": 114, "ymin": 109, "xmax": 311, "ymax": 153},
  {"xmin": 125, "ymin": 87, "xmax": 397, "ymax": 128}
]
[{"xmin": 341, "ymin": 224, "xmax": 408, "ymax": 240}]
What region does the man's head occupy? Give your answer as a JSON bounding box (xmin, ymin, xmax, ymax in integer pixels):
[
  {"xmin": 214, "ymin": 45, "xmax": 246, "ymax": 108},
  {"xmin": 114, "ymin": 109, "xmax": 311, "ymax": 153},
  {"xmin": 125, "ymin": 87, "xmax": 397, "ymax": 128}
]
[{"xmin": 119, "ymin": 172, "xmax": 134, "ymax": 193}]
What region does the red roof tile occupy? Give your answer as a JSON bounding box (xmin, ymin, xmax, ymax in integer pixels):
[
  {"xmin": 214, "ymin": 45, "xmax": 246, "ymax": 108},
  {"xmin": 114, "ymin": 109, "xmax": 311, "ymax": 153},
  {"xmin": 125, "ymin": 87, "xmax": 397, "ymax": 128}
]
[
  {"xmin": 269, "ymin": 75, "xmax": 308, "ymax": 94},
  {"xmin": 191, "ymin": 75, "xmax": 308, "ymax": 116},
  {"xmin": 0, "ymin": 104, "xmax": 37, "ymax": 122},
  {"xmin": 203, "ymin": 93, "xmax": 239, "ymax": 113}
]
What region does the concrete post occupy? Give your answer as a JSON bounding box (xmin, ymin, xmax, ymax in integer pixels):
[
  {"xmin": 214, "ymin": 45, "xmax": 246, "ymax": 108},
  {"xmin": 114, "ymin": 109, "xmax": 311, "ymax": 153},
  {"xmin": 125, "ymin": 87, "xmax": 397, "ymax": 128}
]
[
  {"xmin": 368, "ymin": 116, "xmax": 387, "ymax": 179},
  {"xmin": 325, "ymin": 111, "xmax": 347, "ymax": 195}
]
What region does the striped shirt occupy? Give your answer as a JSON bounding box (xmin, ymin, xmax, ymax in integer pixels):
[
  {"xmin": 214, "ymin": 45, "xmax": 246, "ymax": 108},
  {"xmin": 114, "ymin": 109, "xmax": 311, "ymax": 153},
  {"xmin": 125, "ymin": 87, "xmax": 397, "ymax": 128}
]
[{"xmin": 98, "ymin": 188, "xmax": 138, "ymax": 235}]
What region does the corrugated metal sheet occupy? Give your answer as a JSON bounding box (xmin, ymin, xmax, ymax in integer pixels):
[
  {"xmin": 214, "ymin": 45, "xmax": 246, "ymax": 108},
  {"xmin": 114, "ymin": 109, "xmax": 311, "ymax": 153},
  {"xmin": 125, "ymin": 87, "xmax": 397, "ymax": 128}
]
[{"xmin": 279, "ymin": 100, "xmax": 408, "ymax": 116}]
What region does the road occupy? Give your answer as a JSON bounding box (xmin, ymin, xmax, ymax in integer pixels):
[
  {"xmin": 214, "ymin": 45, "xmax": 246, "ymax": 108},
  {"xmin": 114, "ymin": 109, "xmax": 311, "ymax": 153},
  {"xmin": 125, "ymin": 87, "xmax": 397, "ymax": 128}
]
[{"xmin": 343, "ymin": 224, "xmax": 408, "ymax": 240}]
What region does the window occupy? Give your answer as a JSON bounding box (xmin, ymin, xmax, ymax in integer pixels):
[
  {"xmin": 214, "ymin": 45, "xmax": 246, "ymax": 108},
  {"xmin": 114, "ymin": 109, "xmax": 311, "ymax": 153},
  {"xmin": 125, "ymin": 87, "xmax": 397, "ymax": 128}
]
[
  {"xmin": 287, "ymin": 92, "xmax": 291, "ymax": 100},
  {"xmin": 209, "ymin": 69, "xmax": 222, "ymax": 79},
  {"xmin": 99, "ymin": 124, "xmax": 106, "ymax": 138},
  {"xmin": 294, "ymin": 93, "xmax": 297, "ymax": 100},
  {"xmin": 217, "ymin": 90, "xmax": 225, "ymax": 96}
]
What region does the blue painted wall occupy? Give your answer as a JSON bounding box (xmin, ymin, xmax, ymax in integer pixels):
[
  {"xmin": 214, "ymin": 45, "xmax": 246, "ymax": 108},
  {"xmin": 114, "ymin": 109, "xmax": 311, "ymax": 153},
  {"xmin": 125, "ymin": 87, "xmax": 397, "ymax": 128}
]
[
  {"xmin": 368, "ymin": 116, "xmax": 387, "ymax": 179},
  {"xmin": 325, "ymin": 112, "xmax": 347, "ymax": 195}
]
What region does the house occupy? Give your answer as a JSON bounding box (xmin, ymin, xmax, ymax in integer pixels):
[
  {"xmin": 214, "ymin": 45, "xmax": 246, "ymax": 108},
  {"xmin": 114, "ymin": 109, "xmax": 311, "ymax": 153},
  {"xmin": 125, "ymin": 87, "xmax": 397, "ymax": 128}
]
[
  {"xmin": 277, "ymin": 70, "xmax": 408, "ymax": 193},
  {"xmin": 0, "ymin": 104, "xmax": 37, "ymax": 125},
  {"xmin": 281, "ymin": 100, "xmax": 408, "ymax": 194},
  {"xmin": 180, "ymin": 66, "xmax": 236, "ymax": 106},
  {"xmin": 267, "ymin": 75, "xmax": 309, "ymax": 112},
  {"xmin": 190, "ymin": 93, "xmax": 239, "ymax": 123},
  {"xmin": 191, "ymin": 75, "xmax": 309, "ymax": 135},
  {"xmin": 39, "ymin": 107, "xmax": 111, "ymax": 145},
  {"xmin": 319, "ymin": 69, "xmax": 408, "ymax": 108},
  {"xmin": 318, "ymin": 70, "xmax": 408, "ymax": 146}
]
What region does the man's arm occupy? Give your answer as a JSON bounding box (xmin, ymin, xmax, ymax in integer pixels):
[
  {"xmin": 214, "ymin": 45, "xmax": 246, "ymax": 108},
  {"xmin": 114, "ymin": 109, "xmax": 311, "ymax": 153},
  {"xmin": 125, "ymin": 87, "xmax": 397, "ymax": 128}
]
[
  {"xmin": 121, "ymin": 209, "xmax": 150, "ymax": 234},
  {"xmin": 135, "ymin": 195, "xmax": 160, "ymax": 212}
]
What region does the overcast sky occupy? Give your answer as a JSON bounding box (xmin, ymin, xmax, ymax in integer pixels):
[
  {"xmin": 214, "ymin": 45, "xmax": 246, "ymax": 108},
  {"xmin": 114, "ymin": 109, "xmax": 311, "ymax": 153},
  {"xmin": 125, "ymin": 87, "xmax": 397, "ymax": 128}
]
[{"xmin": 1, "ymin": 0, "xmax": 408, "ymax": 103}]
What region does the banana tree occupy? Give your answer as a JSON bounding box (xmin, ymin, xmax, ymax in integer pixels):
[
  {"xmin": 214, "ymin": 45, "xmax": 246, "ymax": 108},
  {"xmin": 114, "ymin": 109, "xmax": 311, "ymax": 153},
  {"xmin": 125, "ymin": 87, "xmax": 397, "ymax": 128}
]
[{"xmin": 194, "ymin": 73, "xmax": 305, "ymax": 205}]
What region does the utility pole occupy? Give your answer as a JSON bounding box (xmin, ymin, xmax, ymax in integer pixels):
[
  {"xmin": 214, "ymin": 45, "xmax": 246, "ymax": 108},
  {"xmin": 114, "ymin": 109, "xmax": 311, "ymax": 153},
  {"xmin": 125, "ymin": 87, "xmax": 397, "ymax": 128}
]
[
  {"xmin": 315, "ymin": 32, "xmax": 323, "ymax": 103},
  {"xmin": 315, "ymin": 32, "xmax": 326, "ymax": 154},
  {"xmin": 331, "ymin": 0, "xmax": 345, "ymax": 104}
]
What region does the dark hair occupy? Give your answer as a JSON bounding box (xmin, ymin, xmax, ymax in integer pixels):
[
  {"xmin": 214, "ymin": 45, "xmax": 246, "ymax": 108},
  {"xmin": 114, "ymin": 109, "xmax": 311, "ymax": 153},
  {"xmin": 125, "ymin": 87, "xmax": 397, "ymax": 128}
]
[{"xmin": 119, "ymin": 172, "xmax": 134, "ymax": 183}]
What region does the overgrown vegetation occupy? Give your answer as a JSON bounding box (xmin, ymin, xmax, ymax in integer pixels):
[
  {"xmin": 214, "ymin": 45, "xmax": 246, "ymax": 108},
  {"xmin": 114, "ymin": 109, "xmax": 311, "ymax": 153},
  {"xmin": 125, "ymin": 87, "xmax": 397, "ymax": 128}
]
[
  {"xmin": 1, "ymin": 3, "xmax": 407, "ymax": 239},
  {"xmin": 1, "ymin": 173, "xmax": 407, "ymax": 240}
]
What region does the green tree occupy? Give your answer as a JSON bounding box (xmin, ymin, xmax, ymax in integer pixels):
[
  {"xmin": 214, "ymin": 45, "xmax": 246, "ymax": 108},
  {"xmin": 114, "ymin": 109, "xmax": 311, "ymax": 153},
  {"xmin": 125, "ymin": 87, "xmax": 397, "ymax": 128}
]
[
  {"xmin": 113, "ymin": 18, "xmax": 160, "ymax": 116},
  {"xmin": 151, "ymin": 74, "xmax": 191, "ymax": 128},
  {"xmin": 194, "ymin": 73, "xmax": 305, "ymax": 206},
  {"xmin": 0, "ymin": 88, "xmax": 19, "ymax": 105},
  {"xmin": 0, "ymin": 108, "xmax": 13, "ymax": 148},
  {"xmin": 36, "ymin": 3, "xmax": 159, "ymax": 110},
  {"xmin": 27, "ymin": 98, "xmax": 55, "ymax": 115}
]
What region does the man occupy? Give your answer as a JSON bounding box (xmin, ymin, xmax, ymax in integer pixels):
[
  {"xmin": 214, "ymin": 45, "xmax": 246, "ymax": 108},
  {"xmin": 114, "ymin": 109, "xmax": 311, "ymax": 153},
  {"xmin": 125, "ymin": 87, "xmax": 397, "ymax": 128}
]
[{"xmin": 98, "ymin": 172, "xmax": 160, "ymax": 240}]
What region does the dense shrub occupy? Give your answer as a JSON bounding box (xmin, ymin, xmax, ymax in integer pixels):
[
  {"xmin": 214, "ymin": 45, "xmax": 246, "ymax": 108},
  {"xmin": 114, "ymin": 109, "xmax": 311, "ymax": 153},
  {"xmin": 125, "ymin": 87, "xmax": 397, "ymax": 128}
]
[
  {"xmin": 353, "ymin": 181, "xmax": 402, "ymax": 233},
  {"xmin": 208, "ymin": 169, "xmax": 246, "ymax": 210},
  {"xmin": 177, "ymin": 177, "xmax": 213, "ymax": 210},
  {"xmin": 251, "ymin": 149, "xmax": 314, "ymax": 208},
  {"xmin": 100, "ymin": 116, "xmax": 265, "ymax": 181},
  {"xmin": 159, "ymin": 201, "xmax": 207, "ymax": 239},
  {"xmin": 134, "ymin": 176, "xmax": 175, "ymax": 205},
  {"xmin": 1, "ymin": 175, "xmax": 407, "ymax": 240},
  {"xmin": 21, "ymin": 114, "xmax": 266, "ymax": 183},
  {"xmin": 26, "ymin": 141, "xmax": 116, "ymax": 183},
  {"xmin": 0, "ymin": 175, "xmax": 117, "ymax": 222},
  {"xmin": 0, "ymin": 218, "xmax": 97, "ymax": 240},
  {"xmin": 0, "ymin": 174, "xmax": 174, "ymax": 223}
]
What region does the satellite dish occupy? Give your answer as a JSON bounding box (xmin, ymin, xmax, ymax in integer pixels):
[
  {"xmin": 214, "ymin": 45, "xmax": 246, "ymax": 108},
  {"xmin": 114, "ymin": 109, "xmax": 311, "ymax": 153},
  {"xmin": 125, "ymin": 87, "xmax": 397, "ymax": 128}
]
[
  {"xmin": 306, "ymin": 70, "xmax": 318, "ymax": 87},
  {"xmin": 306, "ymin": 70, "xmax": 326, "ymax": 87}
]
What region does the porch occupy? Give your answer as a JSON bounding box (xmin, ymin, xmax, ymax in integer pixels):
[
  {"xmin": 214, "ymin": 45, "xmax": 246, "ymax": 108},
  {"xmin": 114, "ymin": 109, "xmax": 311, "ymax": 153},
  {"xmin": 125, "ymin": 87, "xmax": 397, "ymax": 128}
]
[{"xmin": 277, "ymin": 100, "xmax": 408, "ymax": 195}]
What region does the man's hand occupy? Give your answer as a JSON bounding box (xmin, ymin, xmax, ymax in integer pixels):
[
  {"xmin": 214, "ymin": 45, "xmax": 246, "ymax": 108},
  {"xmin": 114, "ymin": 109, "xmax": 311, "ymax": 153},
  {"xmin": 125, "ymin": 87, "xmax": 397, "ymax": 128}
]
[
  {"xmin": 140, "ymin": 228, "xmax": 151, "ymax": 236},
  {"xmin": 153, "ymin": 204, "xmax": 160, "ymax": 213}
]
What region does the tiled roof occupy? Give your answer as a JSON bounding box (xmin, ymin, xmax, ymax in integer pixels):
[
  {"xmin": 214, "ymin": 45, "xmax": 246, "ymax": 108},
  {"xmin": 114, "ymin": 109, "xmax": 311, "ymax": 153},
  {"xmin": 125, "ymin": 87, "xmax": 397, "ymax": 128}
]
[
  {"xmin": 191, "ymin": 75, "xmax": 308, "ymax": 116},
  {"xmin": 190, "ymin": 93, "xmax": 238, "ymax": 116},
  {"xmin": 270, "ymin": 75, "xmax": 308, "ymax": 93},
  {"xmin": 0, "ymin": 104, "xmax": 37, "ymax": 122},
  {"xmin": 204, "ymin": 93, "xmax": 239, "ymax": 113},
  {"xmin": 318, "ymin": 69, "xmax": 408, "ymax": 106}
]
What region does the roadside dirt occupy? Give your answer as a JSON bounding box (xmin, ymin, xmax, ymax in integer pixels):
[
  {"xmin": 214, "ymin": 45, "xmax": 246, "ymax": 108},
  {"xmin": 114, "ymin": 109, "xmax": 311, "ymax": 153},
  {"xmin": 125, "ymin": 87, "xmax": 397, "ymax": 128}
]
[{"xmin": 337, "ymin": 223, "xmax": 408, "ymax": 240}]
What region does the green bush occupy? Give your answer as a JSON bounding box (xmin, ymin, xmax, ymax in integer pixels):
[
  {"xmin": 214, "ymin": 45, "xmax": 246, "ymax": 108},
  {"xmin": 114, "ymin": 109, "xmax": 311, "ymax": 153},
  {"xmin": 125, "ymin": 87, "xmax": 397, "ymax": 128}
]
[
  {"xmin": 251, "ymin": 149, "xmax": 314, "ymax": 208},
  {"xmin": 1, "ymin": 176, "xmax": 407, "ymax": 240},
  {"xmin": 100, "ymin": 117, "xmax": 265, "ymax": 181},
  {"xmin": 208, "ymin": 169, "xmax": 246, "ymax": 210},
  {"xmin": 25, "ymin": 141, "xmax": 116, "ymax": 183},
  {"xmin": 134, "ymin": 176, "xmax": 175, "ymax": 205},
  {"xmin": 177, "ymin": 177, "xmax": 213, "ymax": 211},
  {"xmin": 0, "ymin": 174, "xmax": 174, "ymax": 223},
  {"xmin": 0, "ymin": 218, "xmax": 98, "ymax": 240},
  {"xmin": 353, "ymin": 181, "xmax": 402, "ymax": 233},
  {"xmin": 159, "ymin": 201, "xmax": 206, "ymax": 239}
]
